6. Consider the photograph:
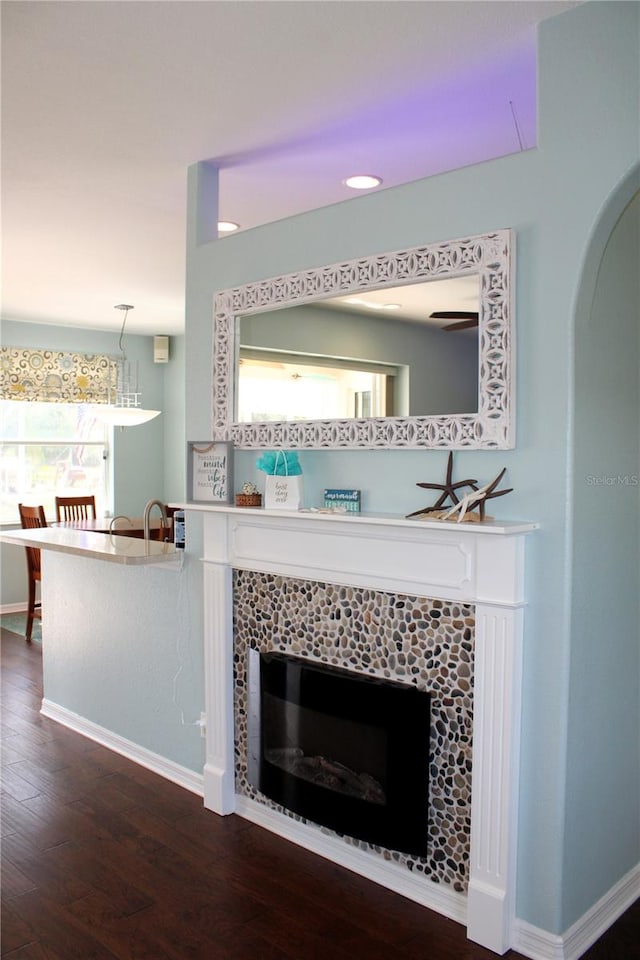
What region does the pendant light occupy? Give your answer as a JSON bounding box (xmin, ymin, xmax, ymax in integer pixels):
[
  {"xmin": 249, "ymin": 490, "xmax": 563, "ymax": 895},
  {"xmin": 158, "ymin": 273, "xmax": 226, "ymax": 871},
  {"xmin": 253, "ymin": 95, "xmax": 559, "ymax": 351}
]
[{"xmin": 97, "ymin": 304, "xmax": 161, "ymax": 426}]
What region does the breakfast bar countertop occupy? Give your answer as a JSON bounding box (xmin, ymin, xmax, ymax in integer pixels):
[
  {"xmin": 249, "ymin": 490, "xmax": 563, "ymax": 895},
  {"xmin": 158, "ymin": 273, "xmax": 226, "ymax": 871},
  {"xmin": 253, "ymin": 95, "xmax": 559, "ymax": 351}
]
[
  {"xmin": 51, "ymin": 517, "xmax": 173, "ymax": 538},
  {"xmin": 1, "ymin": 526, "xmax": 181, "ymax": 566}
]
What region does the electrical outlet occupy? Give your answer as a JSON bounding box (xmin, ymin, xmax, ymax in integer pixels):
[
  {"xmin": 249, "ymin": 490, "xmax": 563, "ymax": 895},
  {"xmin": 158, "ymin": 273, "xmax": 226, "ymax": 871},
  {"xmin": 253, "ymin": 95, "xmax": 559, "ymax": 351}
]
[{"xmin": 199, "ymin": 712, "xmax": 206, "ymax": 738}]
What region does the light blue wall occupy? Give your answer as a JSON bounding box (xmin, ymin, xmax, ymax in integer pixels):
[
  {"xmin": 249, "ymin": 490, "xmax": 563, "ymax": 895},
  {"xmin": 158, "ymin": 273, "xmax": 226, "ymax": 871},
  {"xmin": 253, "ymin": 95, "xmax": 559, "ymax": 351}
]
[
  {"xmin": 41, "ymin": 548, "xmax": 204, "ymax": 775},
  {"xmin": 566, "ymin": 186, "xmax": 640, "ymax": 922},
  {"xmin": 0, "ymin": 319, "xmax": 186, "ymax": 604},
  {"xmin": 184, "ymin": 1, "xmax": 639, "ymax": 935}
]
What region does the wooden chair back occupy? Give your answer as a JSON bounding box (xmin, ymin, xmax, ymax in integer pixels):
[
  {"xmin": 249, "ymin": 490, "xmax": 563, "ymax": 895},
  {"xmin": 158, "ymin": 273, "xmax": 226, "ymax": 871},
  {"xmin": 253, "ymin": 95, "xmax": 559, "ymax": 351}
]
[
  {"xmin": 18, "ymin": 503, "xmax": 47, "ymax": 578},
  {"xmin": 18, "ymin": 503, "xmax": 47, "ymax": 643},
  {"xmin": 55, "ymin": 495, "xmax": 97, "ymax": 522}
]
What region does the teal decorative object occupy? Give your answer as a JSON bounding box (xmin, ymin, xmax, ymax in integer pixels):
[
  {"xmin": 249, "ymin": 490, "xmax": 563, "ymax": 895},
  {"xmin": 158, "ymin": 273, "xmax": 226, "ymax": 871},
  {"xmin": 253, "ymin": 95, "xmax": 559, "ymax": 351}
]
[{"xmin": 256, "ymin": 450, "xmax": 302, "ymax": 476}]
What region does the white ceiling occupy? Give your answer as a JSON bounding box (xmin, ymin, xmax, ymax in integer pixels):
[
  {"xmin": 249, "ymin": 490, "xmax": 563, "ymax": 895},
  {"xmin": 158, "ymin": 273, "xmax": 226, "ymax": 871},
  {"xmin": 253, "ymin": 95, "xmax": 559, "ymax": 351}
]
[
  {"xmin": 1, "ymin": 0, "xmax": 580, "ymax": 336},
  {"xmin": 321, "ymin": 275, "xmax": 480, "ymax": 327}
]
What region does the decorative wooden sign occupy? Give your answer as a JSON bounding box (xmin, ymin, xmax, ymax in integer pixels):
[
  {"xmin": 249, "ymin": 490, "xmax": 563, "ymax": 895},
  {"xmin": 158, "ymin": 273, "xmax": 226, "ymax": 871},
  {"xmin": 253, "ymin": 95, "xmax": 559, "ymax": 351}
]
[{"xmin": 187, "ymin": 441, "xmax": 234, "ymax": 504}]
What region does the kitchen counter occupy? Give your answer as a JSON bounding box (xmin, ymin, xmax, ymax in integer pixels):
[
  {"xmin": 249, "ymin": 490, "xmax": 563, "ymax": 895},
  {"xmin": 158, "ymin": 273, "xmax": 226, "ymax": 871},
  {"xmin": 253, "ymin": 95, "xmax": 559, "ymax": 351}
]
[
  {"xmin": 1, "ymin": 526, "xmax": 181, "ymax": 566},
  {"xmin": 52, "ymin": 517, "xmax": 173, "ymax": 540}
]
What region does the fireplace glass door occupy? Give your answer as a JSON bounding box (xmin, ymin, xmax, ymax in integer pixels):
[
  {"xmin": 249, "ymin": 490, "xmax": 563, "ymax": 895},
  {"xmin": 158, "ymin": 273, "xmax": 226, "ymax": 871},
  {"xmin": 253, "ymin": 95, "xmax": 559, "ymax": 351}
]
[{"xmin": 250, "ymin": 651, "xmax": 431, "ymax": 856}]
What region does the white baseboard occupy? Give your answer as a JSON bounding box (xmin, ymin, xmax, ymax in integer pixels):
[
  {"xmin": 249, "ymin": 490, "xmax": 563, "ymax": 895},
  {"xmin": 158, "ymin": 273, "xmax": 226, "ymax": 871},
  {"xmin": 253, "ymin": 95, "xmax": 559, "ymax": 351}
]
[
  {"xmin": 40, "ymin": 699, "xmax": 204, "ymax": 798},
  {"xmin": 513, "ymin": 862, "xmax": 640, "ymax": 960},
  {"xmin": 513, "ymin": 922, "xmax": 565, "ymax": 960},
  {"xmin": 0, "ymin": 603, "xmax": 28, "ymax": 615},
  {"xmin": 235, "ymin": 794, "xmax": 468, "ymax": 926}
]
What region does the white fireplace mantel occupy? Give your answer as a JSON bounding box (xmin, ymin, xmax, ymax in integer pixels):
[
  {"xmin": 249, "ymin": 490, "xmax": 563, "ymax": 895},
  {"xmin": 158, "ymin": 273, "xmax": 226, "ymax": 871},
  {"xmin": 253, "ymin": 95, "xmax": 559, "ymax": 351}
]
[{"xmin": 191, "ymin": 505, "xmax": 537, "ymax": 955}]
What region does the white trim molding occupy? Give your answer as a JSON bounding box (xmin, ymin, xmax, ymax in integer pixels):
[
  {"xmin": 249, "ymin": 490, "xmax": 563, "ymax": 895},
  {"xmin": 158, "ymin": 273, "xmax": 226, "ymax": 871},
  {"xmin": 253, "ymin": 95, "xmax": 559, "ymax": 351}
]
[
  {"xmin": 40, "ymin": 699, "xmax": 204, "ymax": 798},
  {"xmin": 0, "ymin": 603, "xmax": 28, "ymax": 615},
  {"xmin": 467, "ymin": 604, "xmax": 524, "ymax": 953},
  {"xmin": 193, "ymin": 504, "xmax": 537, "ymax": 954},
  {"xmin": 512, "ymin": 863, "xmax": 640, "ymax": 960}
]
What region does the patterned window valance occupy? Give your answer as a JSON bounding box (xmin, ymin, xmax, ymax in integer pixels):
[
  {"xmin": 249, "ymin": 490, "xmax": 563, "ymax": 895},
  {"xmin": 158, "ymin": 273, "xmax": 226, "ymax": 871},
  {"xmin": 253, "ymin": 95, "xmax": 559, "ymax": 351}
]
[{"xmin": 0, "ymin": 347, "xmax": 117, "ymax": 404}]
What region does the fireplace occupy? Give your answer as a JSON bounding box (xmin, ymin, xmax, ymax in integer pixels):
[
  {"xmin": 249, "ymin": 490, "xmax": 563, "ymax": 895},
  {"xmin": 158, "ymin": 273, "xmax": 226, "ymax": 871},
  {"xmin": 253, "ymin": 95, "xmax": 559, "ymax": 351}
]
[
  {"xmin": 198, "ymin": 507, "xmax": 535, "ymax": 954},
  {"xmin": 248, "ymin": 650, "xmax": 431, "ymax": 855},
  {"xmin": 235, "ymin": 570, "xmax": 474, "ymax": 888}
]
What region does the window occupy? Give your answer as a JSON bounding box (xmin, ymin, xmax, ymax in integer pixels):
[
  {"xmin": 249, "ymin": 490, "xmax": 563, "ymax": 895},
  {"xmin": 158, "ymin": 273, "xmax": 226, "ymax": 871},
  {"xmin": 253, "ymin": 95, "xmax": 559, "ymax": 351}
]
[
  {"xmin": 237, "ymin": 351, "xmax": 399, "ymax": 422},
  {"xmin": 0, "ymin": 400, "xmax": 111, "ymax": 524}
]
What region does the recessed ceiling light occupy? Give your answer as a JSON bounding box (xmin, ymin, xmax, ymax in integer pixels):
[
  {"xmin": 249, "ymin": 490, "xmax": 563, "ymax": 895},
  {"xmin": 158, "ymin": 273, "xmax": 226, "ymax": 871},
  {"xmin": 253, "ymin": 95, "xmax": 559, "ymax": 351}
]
[
  {"xmin": 218, "ymin": 220, "xmax": 240, "ymax": 233},
  {"xmin": 341, "ymin": 296, "xmax": 400, "ymax": 312},
  {"xmin": 343, "ymin": 175, "xmax": 382, "ymax": 190},
  {"xmin": 343, "ymin": 296, "xmax": 369, "ymax": 306}
]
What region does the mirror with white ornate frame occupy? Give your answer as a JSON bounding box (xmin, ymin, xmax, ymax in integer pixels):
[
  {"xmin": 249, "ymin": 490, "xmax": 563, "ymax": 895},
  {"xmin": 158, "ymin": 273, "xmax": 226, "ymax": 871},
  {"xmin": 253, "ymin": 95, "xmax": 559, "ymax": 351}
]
[{"xmin": 212, "ymin": 229, "xmax": 514, "ymax": 449}]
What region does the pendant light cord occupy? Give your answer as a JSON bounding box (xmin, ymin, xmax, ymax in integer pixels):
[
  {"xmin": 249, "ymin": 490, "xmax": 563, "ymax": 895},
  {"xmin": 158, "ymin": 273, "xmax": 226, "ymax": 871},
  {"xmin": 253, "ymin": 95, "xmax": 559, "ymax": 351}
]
[{"xmin": 115, "ymin": 303, "xmax": 134, "ymax": 360}]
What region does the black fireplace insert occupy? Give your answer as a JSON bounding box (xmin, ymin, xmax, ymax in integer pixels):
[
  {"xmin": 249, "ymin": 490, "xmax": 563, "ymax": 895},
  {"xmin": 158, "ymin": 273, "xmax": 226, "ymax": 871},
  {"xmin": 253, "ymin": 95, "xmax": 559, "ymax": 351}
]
[{"xmin": 249, "ymin": 651, "xmax": 431, "ymax": 856}]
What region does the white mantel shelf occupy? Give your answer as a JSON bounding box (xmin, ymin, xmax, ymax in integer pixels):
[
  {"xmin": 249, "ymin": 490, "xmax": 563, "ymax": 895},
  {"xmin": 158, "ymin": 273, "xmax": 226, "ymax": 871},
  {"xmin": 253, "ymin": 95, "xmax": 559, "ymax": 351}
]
[
  {"xmin": 185, "ymin": 503, "xmax": 537, "ymax": 536},
  {"xmin": 195, "ymin": 503, "xmax": 538, "ymax": 955},
  {"xmin": 187, "ymin": 505, "xmax": 537, "ymax": 607},
  {"xmin": 1, "ymin": 527, "xmax": 181, "ymax": 566}
]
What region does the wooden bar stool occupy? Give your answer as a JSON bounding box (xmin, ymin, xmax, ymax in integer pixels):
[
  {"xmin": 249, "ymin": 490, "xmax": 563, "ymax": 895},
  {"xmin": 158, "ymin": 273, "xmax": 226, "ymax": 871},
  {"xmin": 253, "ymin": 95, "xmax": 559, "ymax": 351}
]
[
  {"xmin": 17, "ymin": 503, "xmax": 47, "ymax": 643},
  {"xmin": 55, "ymin": 495, "xmax": 96, "ymax": 521}
]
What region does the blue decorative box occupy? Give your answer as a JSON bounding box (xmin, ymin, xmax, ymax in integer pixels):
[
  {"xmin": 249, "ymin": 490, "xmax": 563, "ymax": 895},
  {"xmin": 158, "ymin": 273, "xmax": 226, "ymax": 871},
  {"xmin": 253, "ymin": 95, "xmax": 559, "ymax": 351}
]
[{"xmin": 323, "ymin": 488, "xmax": 361, "ymax": 513}]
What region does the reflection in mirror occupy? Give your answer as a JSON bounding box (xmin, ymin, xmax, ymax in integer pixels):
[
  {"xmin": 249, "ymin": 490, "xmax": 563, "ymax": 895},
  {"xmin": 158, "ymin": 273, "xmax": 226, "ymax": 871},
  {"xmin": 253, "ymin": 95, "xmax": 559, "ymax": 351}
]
[
  {"xmin": 213, "ymin": 230, "xmax": 514, "ymax": 449},
  {"xmin": 237, "ymin": 275, "xmax": 479, "ymax": 423},
  {"xmin": 238, "ymin": 352, "xmax": 395, "ymax": 421}
]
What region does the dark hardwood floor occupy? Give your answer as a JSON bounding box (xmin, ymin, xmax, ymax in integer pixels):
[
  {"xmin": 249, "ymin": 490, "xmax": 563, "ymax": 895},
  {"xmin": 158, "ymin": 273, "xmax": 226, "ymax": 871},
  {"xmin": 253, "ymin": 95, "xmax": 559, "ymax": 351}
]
[{"xmin": 1, "ymin": 627, "xmax": 638, "ymax": 960}]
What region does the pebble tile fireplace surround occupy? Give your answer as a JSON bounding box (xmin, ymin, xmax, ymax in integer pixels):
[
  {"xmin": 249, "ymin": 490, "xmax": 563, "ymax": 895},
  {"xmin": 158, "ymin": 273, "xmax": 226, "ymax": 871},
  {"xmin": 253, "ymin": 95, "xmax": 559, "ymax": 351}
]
[{"xmin": 194, "ymin": 506, "xmax": 536, "ymax": 955}]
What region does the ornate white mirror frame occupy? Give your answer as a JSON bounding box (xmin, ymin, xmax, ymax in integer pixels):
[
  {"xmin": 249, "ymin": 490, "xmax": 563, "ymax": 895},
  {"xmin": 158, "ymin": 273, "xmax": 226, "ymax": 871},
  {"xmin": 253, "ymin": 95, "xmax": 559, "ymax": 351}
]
[{"xmin": 212, "ymin": 229, "xmax": 514, "ymax": 449}]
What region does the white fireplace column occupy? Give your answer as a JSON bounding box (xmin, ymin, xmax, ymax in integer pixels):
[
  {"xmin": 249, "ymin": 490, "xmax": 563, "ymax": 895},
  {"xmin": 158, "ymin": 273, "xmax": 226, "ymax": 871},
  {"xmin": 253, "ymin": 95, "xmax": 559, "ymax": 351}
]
[{"xmin": 195, "ymin": 506, "xmax": 536, "ymax": 955}]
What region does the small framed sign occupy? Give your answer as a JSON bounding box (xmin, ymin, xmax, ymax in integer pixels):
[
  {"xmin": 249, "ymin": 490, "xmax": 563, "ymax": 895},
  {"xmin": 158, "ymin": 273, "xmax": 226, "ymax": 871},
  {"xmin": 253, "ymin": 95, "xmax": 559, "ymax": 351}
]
[{"xmin": 187, "ymin": 441, "xmax": 234, "ymax": 504}]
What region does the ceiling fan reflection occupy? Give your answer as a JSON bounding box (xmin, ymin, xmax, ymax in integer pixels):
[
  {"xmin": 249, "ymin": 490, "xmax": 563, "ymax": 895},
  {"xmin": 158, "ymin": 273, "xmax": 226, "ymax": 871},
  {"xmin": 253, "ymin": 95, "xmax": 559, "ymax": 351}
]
[{"xmin": 430, "ymin": 310, "xmax": 479, "ymax": 332}]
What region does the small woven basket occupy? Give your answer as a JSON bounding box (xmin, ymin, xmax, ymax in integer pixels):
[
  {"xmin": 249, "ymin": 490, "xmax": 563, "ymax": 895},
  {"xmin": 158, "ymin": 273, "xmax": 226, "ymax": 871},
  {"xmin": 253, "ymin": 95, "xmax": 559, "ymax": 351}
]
[{"xmin": 235, "ymin": 492, "xmax": 262, "ymax": 508}]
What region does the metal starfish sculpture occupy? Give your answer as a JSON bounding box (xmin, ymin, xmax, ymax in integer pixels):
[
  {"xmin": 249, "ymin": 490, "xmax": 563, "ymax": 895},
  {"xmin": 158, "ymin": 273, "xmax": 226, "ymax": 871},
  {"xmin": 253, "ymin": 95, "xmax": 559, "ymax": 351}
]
[
  {"xmin": 441, "ymin": 468, "xmax": 513, "ymax": 522},
  {"xmin": 406, "ymin": 454, "xmax": 512, "ymax": 522},
  {"xmin": 473, "ymin": 467, "xmax": 513, "ymax": 520},
  {"xmin": 405, "ymin": 452, "xmax": 478, "ymax": 519}
]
